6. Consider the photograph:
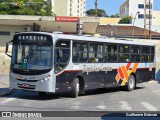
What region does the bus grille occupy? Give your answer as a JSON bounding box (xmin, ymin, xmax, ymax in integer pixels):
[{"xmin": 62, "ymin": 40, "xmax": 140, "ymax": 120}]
[{"xmin": 17, "ymin": 79, "xmax": 38, "ymax": 82}]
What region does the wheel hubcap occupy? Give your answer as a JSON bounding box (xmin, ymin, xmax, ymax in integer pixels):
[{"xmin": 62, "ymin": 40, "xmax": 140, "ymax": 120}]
[
  {"xmin": 77, "ymin": 83, "xmax": 79, "ymax": 93},
  {"xmin": 129, "ymin": 78, "xmax": 134, "ymax": 89}
]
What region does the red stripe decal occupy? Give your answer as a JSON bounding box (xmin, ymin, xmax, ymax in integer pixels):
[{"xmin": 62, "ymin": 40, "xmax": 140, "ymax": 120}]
[
  {"xmin": 118, "ymin": 67, "xmax": 124, "ymax": 79},
  {"xmin": 126, "ymin": 62, "xmax": 131, "ymax": 70}
]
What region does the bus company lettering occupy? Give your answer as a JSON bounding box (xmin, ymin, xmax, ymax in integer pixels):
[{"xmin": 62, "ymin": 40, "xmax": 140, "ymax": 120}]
[{"xmin": 83, "ymin": 65, "xmax": 112, "ymax": 73}]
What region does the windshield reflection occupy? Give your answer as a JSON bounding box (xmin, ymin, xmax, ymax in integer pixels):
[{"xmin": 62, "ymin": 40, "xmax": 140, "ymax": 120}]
[{"xmin": 12, "ymin": 44, "xmax": 52, "ymax": 70}]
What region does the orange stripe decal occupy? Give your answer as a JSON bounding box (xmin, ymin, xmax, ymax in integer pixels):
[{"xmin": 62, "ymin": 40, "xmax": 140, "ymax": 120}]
[
  {"xmin": 132, "ymin": 63, "xmax": 139, "ymax": 73},
  {"xmin": 121, "ymin": 66, "xmax": 129, "ymax": 80},
  {"xmin": 115, "ymin": 62, "xmax": 139, "ymax": 86},
  {"xmin": 116, "ymin": 74, "xmax": 121, "ymax": 82}
]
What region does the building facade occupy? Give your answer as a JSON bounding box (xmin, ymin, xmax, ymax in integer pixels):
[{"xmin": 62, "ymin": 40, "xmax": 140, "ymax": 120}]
[
  {"xmin": 119, "ymin": 0, "xmax": 160, "ymax": 32},
  {"xmin": 47, "ymin": 0, "xmax": 86, "ymax": 17},
  {"xmin": 120, "ymin": 0, "xmax": 153, "ymax": 19}
]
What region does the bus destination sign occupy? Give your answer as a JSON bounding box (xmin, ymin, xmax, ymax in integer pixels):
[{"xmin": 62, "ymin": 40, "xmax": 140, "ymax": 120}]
[{"xmin": 14, "ymin": 34, "xmax": 52, "ymax": 42}]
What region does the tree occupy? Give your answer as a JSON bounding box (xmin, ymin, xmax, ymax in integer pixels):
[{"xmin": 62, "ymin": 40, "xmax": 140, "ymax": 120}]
[
  {"xmin": 118, "ymin": 16, "xmax": 132, "ymax": 24},
  {"xmin": 86, "ymin": 9, "xmax": 108, "ymax": 17},
  {"xmin": 0, "ymin": 0, "xmax": 53, "ymax": 16},
  {"xmin": 110, "ymin": 13, "xmax": 120, "ymax": 18}
]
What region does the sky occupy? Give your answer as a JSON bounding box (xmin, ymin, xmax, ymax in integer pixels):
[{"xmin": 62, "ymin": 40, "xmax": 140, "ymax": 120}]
[{"xmin": 86, "ymin": 0, "xmax": 160, "ymax": 16}]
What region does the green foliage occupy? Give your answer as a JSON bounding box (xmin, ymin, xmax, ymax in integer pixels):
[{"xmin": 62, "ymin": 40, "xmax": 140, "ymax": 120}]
[
  {"xmin": 110, "ymin": 13, "xmax": 120, "ymax": 18},
  {"xmin": 118, "ymin": 16, "xmax": 132, "ymax": 24},
  {"xmin": 0, "ymin": 0, "xmax": 53, "ymax": 16},
  {"xmin": 86, "ymin": 9, "xmax": 108, "ymax": 17}
]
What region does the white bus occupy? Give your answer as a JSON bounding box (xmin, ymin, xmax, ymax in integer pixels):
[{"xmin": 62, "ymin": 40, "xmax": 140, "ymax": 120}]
[{"xmin": 5, "ymin": 32, "xmax": 155, "ymax": 98}]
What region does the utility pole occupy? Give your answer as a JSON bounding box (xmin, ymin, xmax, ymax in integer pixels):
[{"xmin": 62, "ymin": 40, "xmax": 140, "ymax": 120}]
[
  {"xmin": 148, "ymin": 0, "xmax": 152, "ymax": 39},
  {"xmin": 144, "ymin": 0, "xmax": 152, "ymax": 39},
  {"xmin": 95, "ymin": 0, "xmax": 98, "ymax": 18}
]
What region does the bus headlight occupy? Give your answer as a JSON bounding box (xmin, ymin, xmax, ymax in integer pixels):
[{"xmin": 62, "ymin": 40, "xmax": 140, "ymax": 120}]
[
  {"xmin": 10, "ymin": 76, "xmax": 16, "ymax": 81},
  {"xmin": 41, "ymin": 74, "xmax": 51, "ymax": 83}
]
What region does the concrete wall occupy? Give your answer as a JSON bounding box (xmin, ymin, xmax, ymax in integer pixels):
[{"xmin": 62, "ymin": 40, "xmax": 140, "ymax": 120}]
[
  {"xmin": 72, "ymin": 0, "xmax": 86, "ymax": 17},
  {"xmin": 0, "ymin": 25, "xmax": 22, "ymax": 46},
  {"xmin": 54, "ymin": 0, "xmax": 69, "ymax": 16},
  {"xmin": 120, "ymin": 0, "xmax": 129, "ymax": 18},
  {"xmin": 0, "ymin": 46, "xmax": 11, "ymax": 72},
  {"xmin": 132, "ymin": 19, "xmax": 160, "ymax": 33},
  {"xmin": 53, "ymin": 0, "xmax": 86, "ymax": 17},
  {"xmin": 0, "ymin": 25, "xmax": 22, "ymax": 72},
  {"xmin": 153, "ymin": 11, "xmax": 160, "ymax": 26},
  {"xmin": 100, "ymin": 18, "xmax": 121, "ymax": 25}
]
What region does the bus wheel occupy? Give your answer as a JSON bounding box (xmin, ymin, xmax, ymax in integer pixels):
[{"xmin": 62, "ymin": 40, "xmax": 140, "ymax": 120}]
[
  {"xmin": 38, "ymin": 92, "xmax": 46, "ymax": 96},
  {"xmin": 126, "ymin": 75, "xmax": 136, "ymax": 91},
  {"xmin": 71, "ymin": 78, "xmax": 79, "ymax": 98}
]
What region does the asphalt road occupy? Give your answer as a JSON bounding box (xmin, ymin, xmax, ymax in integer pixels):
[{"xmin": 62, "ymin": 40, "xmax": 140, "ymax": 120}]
[{"xmin": 0, "ymin": 73, "xmax": 160, "ymax": 119}]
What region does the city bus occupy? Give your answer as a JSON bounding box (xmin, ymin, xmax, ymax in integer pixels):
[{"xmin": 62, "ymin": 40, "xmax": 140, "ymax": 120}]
[{"xmin": 5, "ymin": 32, "xmax": 155, "ymax": 98}]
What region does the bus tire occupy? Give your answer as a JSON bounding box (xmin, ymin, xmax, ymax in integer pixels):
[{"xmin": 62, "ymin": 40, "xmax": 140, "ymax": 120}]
[
  {"xmin": 71, "ymin": 78, "xmax": 79, "ymax": 98},
  {"xmin": 38, "ymin": 92, "xmax": 46, "ymax": 96},
  {"xmin": 126, "ymin": 75, "xmax": 136, "ymax": 91}
]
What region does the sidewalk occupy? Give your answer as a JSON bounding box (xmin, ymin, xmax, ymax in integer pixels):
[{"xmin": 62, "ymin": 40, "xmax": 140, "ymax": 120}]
[{"xmin": 0, "ymin": 72, "xmax": 13, "ymax": 97}]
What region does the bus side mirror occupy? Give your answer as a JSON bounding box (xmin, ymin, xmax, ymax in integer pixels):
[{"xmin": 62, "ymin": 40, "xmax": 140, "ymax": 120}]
[{"xmin": 5, "ymin": 41, "xmax": 12, "ymax": 58}]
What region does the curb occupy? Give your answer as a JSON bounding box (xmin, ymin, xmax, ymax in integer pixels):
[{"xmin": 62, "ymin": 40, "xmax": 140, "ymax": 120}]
[
  {"xmin": 148, "ymin": 80, "xmax": 159, "ymax": 84},
  {"xmin": 0, "ymin": 88, "xmax": 14, "ymax": 97}
]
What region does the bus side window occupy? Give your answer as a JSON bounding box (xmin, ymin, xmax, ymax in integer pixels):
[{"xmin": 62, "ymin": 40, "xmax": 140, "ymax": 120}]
[
  {"xmin": 151, "ymin": 47, "xmax": 155, "ymax": 62},
  {"xmin": 89, "ymin": 43, "xmax": 103, "ymax": 63},
  {"xmin": 104, "ymin": 44, "xmax": 117, "ymax": 62},
  {"xmin": 73, "ymin": 52, "xmax": 79, "ymax": 63},
  {"xmin": 73, "ymin": 42, "xmax": 79, "ymax": 63},
  {"xmin": 131, "ymin": 46, "xmax": 141, "ymax": 62},
  {"xmin": 54, "ymin": 40, "xmax": 70, "ymax": 73},
  {"xmin": 141, "ymin": 46, "xmax": 151, "ymax": 62},
  {"xmin": 118, "ymin": 45, "xmax": 130, "ymax": 62},
  {"xmin": 72, "ymin": 42, "xmax": 88, "ymax": 63}
]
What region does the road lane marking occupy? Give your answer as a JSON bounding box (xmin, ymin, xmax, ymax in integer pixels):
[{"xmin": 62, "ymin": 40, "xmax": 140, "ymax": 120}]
[
  {"xmin": 141, "ymin": 102, "xmax": 158, "ymax": 111},
  {"xmin": 97, "ymin": 101, "xmax": 106, "ymax": 110},
  {"xmin": 0, "ymin": 98, "xmax": 16, "ymax": 105},
  {"xmin": 119, "ymin": 101, "xmax": 132, "ymax": 110}
]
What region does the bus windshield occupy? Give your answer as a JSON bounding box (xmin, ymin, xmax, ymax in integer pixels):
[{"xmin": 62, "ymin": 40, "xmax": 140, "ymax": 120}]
[{"xmin": 11, "ymin": 44, "xmax": 53, "ymax": 70}]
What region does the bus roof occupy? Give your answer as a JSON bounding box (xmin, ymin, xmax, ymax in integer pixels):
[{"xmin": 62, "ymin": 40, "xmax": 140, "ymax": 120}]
[
  {"xmin": 16, "ymin": 32, "xmax": 155, "ymax": 46},
  {"xmin": 54, "ymin": 34, "xmax": 155, "ymax": 46}
]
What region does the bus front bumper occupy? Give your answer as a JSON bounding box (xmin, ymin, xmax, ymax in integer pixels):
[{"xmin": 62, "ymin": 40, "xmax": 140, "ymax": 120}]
[{"xmin": 9, "ymin": 73, "xmax": 55, "ymax": 93}]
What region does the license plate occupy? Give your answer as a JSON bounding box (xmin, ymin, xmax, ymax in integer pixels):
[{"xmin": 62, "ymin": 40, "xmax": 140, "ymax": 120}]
[{"xmin": 22, "ymin": 83, "xmax": 30, "ymax": 88}]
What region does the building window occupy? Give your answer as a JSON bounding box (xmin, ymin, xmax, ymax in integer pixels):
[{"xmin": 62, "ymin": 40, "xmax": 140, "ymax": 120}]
[
  {"xmin": 146, "ymin": 14, "xmax": 152, "ymax": 19},
  {"xmin": 146, "ymin": 4, "xmax": 152, "ymax": 9},
  {"xmin": 138, "ymin": 14, "xmax": 152, "ymax": 19},
  {"xmin": 138, "ymin": 4, "xmax": 144, "ymax": 9},
  {"xmin": 0, "ymin": 31, "xmax": 10, "ymax": 36},
  {"xmin": 138, "ymin": 14, "xmax": 144, "ymax": 19}
]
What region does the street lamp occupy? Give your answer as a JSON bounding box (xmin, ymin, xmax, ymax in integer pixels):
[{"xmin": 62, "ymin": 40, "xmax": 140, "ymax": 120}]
[
  {"xmin": 107, "ymin": 24, "xmax": 118, "ymax": 38},
  {"xmin": 132, "ymin": 11, "xmax": 140, "ymax": 38}
]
